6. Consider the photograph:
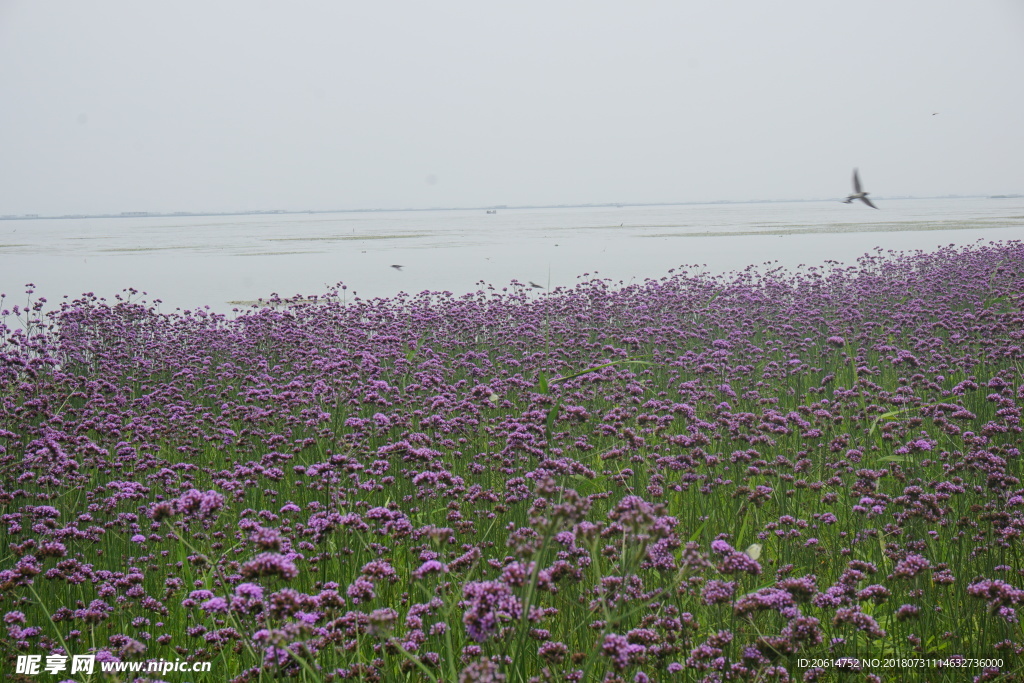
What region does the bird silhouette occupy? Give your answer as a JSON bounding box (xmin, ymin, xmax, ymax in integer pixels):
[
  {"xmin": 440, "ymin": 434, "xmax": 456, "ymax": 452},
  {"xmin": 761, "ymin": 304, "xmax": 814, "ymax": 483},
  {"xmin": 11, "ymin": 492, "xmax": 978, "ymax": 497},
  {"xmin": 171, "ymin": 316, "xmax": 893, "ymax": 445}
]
[
  {"xmin": 528, "ymin": 281, "xmax": 544, "ymax": 289},
  {"xmin": 843, "ymin": 169, "xmax": 878, "ymax": 209},
  {"xmin": 390, "ymin": 264, "xmax": 404, "ymax": 270}
]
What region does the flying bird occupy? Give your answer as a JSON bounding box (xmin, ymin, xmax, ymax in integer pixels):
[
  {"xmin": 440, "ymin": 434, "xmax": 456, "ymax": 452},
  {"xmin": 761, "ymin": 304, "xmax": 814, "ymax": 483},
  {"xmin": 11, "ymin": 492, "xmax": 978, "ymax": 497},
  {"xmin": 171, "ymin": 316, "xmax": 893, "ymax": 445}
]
[
  {"xmin": 528, "ymin": 281, "xmax": 544, "ymax": 289},
  {"xmin": 390, "ymin": 264, "xmax": 404, "ymax": 270},
  {"xmin": 844, "ymin": 169, "xmax": 878, "ymax": 209}
]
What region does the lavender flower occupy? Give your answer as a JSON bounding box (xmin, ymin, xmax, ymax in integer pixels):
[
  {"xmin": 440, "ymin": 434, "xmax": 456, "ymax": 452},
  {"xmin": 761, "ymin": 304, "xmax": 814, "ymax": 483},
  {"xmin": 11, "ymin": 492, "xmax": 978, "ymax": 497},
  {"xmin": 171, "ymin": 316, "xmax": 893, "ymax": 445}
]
[
  {"xmin": 702, "ymin": 580, "xmax": 737, "ymax": 605},
  {"xmin": 240, "ymin": 553, "xmax": 299, "ymax": 580},
  {"xmin": 461, "ymin": 581, "xmax": 522, "ymax": 643}
]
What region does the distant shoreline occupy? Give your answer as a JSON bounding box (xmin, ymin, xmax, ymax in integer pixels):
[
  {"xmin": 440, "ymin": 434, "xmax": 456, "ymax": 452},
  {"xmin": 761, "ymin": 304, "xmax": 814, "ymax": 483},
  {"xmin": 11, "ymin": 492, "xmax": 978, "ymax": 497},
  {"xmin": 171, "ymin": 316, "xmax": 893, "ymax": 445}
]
[{"xmin": 0, "ymin": 194, "xmax": 1001, "ymax": 222}]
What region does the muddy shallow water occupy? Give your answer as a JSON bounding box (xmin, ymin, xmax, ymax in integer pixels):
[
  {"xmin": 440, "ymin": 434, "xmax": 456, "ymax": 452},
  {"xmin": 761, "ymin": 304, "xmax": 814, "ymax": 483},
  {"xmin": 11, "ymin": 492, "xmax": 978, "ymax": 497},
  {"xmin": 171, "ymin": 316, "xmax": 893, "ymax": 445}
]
[{"xmin": 2, "ymin": 197, "xmax": 1023, "ymax": 313}]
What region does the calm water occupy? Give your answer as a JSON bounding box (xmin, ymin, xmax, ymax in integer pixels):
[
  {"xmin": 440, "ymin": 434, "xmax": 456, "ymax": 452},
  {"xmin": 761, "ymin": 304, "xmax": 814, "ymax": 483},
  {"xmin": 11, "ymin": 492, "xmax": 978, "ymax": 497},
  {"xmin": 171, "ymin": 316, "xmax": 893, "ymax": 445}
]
[{"xmin": 2, "ymin": 197, "xmax": 1024, "ymax": 314}]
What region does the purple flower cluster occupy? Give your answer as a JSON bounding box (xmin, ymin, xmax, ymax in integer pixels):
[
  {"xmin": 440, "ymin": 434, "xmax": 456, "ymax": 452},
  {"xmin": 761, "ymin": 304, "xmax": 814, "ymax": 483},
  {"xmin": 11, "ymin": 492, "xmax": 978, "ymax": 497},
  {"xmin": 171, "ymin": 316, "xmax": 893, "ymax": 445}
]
[
  {"xmin": 2, "ymin": 242, "xmax": 1024, "ymax": 679},
  {"xmin": 710, "ymin": 540, "xmax": 762, "ymax": 576},
  {"xmin": 461, "ymin": 581, "xmax": 522, "ymax": 643}
]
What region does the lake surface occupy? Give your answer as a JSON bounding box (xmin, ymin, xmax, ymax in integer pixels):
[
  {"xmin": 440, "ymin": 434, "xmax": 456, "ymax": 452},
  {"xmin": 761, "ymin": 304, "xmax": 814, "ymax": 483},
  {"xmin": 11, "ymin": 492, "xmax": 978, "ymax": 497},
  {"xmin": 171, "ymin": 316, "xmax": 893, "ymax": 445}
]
[{"xmin": 2, "ymin": 197, "xmax": 1024, "ymax": 314}]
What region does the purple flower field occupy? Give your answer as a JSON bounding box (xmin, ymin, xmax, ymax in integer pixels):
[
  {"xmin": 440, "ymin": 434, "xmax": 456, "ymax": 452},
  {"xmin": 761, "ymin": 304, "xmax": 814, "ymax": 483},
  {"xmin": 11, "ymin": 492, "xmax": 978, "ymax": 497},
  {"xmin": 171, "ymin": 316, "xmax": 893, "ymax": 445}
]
[{"xmin": 2, "ymin": 241, "xmax": 1024, "ymax": 682}]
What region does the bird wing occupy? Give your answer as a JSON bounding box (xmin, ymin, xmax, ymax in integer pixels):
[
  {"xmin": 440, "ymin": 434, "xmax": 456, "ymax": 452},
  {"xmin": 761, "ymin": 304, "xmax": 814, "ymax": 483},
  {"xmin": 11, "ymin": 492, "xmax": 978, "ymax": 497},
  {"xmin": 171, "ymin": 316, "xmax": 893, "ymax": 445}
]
[
  {"xmin": 860, "ymin": 196, "xmax": 878, "ymax": 209},
  {"xmin": 852, "ymin": 169, "xmax": 862, "ymax": 193}
]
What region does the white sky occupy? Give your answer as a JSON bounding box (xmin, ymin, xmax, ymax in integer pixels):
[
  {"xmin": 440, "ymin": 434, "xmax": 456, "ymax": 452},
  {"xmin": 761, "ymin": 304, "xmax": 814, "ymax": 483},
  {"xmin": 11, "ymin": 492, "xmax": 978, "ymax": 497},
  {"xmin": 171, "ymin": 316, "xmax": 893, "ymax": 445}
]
[{"xmin": 2, "ymin": 1, "xmax": 1023, "ymax": 214}]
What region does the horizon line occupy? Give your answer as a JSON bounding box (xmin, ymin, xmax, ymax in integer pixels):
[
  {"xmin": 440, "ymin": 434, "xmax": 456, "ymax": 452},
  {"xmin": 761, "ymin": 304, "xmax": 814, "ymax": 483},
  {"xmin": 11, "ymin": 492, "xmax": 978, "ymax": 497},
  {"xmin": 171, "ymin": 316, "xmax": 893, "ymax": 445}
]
[{"xmin": 0, "ymin": 193, "xmax": 1007, "ymax": 221}]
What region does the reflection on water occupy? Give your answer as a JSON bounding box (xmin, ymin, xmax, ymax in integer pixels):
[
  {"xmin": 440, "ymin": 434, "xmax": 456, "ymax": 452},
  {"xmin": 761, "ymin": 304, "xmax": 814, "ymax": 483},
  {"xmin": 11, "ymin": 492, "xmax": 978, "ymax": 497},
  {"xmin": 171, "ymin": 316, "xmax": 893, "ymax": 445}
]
[{"xmin": 2, "ymin": 197, "xmax": 1024, "ymax": 313}]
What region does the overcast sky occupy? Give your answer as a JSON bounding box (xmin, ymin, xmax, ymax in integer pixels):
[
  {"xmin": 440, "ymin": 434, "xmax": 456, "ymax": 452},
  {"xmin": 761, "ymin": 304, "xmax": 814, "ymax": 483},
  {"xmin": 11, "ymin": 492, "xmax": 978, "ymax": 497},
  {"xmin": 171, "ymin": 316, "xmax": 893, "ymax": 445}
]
[{"xmin": 2, "ymin": 1, "xmax": 1023, "ymax": 215}]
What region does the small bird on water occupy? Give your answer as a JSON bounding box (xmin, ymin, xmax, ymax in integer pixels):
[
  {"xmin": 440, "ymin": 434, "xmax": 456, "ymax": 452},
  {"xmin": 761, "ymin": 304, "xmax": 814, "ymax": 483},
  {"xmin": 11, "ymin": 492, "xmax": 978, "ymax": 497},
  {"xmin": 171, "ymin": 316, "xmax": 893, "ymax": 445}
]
[
  {"xmin": 844, "ymin": 168, "xmax": 878, "ymax": 209},
  {"xmin": 390, "ymin": 264, "xmax": 404, "ymax": 270}
]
